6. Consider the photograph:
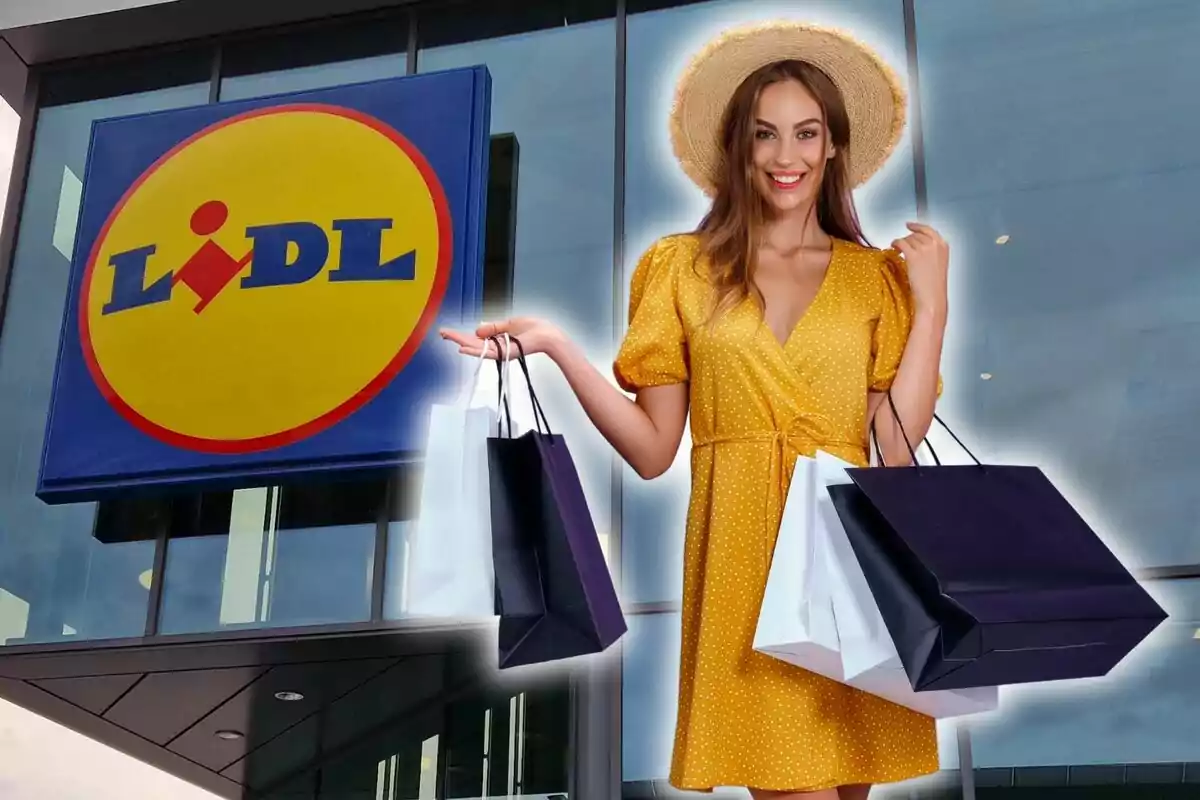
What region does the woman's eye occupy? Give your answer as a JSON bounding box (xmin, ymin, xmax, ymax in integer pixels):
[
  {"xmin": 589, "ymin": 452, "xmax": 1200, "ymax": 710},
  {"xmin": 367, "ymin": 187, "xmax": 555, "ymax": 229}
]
[
  {"xmin": 798, "ymin": 129, "xmax": 818, "ymax": 140},
  {"xmin": 755, "ymin": 130, "xmax": 775, "ymax": 140}
]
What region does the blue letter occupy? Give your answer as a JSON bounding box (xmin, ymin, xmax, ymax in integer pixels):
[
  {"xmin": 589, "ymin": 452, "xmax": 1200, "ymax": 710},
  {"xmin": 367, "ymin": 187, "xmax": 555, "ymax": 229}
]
[
  {"xmin": 240, "ymin": 222, "xmax": 329, "ymax": 289},
  {"xmin": 328, "ymin": 219, "xmax": 416, "ymax": 282},
  {"xmin": 103, "ymin": 245, "xmax": 171, "ymax": 315}
]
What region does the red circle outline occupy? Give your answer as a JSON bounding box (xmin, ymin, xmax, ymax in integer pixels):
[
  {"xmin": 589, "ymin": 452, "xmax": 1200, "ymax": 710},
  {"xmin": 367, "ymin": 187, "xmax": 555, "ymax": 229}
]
[{"xmin": 79, "ymin": 103, "xmax": 455, "ymax": 455}]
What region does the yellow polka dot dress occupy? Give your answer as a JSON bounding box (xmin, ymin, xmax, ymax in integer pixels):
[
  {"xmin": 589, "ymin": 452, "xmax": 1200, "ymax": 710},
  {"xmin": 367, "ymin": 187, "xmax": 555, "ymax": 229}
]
[{"xmin": 613, "ymin": 234, "xmax": 940, "ymax": 793}]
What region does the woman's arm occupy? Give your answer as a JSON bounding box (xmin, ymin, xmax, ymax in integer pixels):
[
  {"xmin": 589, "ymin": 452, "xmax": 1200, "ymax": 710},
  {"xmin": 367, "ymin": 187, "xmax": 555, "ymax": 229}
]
[
  {"xmin": 441, "ymin": 318, "xmax": 689, "ymax": 479},
  {"xmin": 872, "ymin": 222, "xmax": 950, "ymax": 466},
  {"xmin": 546, "ymin": 334, "xmax": 689, "ymax": 480},
  {"xmin": 870, "ymin": 307, "xmax": 946, "ymax": 466}
]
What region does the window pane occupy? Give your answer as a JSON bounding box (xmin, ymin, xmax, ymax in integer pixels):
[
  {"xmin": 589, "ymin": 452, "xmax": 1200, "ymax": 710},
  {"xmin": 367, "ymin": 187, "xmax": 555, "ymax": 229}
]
[
  {"xmin": 0, "ymin": 82, "xmax": 210, "ymax": 647},
  {"xmin": 621, "ymin": 613, "xmax": 681, "ymax": 783},
  {"xmin": 382, "ymin": 134, "xmax": 521, "ymax": 621},
  {"xmin": 218, "ymin": 16, "xmax": 408, "ymax": 101},
  {"xmin": 415, "ymin": 0, "xmax": 619, "ymax": 563},
  {"xmin": 915, "ymin": 0, "xmax": 1200, "ymax": 570},
  {"xmin": 620, "ymin": 0, "xmax": 917, "ymax": 606},
  {"xmin": 970, "ymin": 579, "xmax": 1200, "ymax": 769},
  {"xmin": 39, "ymin": 47, "xmax": 213, "ymax": 107},
  {"xmin": 441, "ymin": 684, "xmax": 571, "ymax": 798},
  {"xmin": 219, "ymin": 54, "xmax": 407, "ymax": 102},
  {"xmin": 159, "ymin": 480, "xmax": 382, "ymax": 634},
  {"xmin": 271, "ymin": 673, "xmax": 572, "ymax": 799}
]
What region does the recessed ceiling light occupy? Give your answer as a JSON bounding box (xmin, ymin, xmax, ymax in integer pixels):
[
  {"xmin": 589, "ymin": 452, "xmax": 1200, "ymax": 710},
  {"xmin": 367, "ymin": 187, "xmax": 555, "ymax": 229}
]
[
  {"xmin": 138, "ymin": 570, "xmax": 153, "ymax": 590},
  {"xmin": 274, "ymin": 690, "xmax": 305, "ymax": 702},
  {"xmin": 980, "ymin": 372, "xmax": 993, "ymax": 381},
  {"xmin": 215, "ymin": 730, "xmax": 244, "ymax": 740},
  {"xmin": 995, "ymin": 235, "xmax": 1010, "ymax": 245}
]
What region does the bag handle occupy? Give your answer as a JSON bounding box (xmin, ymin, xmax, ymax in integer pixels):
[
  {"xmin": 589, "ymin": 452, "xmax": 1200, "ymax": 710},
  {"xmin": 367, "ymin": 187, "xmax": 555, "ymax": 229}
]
[
  {"xmin": 872, "ymin": 391, "xmax": 982, "ymax": 469},
  {"xmin": 491, "ymin": 334, "xmax": 514, "ymax": 438},
  {"xmin": 510, "ymin": 336, "xmax": 553, "ymax": 436},
  {"xmin": 456, "ymin": 336, "xmax": 496, "ymax": 407},
  {"xmin": 489, "ymin": 335, "xmax": 553, "ymax": 438}
]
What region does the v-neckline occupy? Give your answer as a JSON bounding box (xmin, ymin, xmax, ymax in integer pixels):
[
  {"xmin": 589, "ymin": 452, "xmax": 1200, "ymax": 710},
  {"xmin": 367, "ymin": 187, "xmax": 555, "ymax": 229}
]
[{"xmin": 760, "ymin": 238, "xmax": 840, "ymax": 352}]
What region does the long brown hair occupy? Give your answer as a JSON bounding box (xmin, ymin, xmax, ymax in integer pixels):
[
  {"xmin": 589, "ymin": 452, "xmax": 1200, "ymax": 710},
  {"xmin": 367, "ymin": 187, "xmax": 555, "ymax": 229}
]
[{"xmin": 696, "ymin": 59, "xmax": 868, "ymax": 322}]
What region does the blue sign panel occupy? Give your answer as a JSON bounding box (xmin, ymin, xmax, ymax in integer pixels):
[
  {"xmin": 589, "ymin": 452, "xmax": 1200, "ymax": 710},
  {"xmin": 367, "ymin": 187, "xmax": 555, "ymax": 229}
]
[{"xmin": 37, "ymin": 67, "xmax": 492, "ymax": 503}]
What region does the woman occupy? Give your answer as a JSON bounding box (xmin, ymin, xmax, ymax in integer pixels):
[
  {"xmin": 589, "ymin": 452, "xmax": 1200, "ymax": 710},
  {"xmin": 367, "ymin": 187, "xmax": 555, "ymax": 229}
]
[{"xmin": 442, "ymin": 21, "xmax": 949, "ymax": 800}]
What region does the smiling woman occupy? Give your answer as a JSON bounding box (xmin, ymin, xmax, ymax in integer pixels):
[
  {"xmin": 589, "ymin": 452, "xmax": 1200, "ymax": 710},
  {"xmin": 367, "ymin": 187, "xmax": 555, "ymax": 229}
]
[{"xmin": 438, "ymin": 17, "xmax": 948, "ymax": 799}]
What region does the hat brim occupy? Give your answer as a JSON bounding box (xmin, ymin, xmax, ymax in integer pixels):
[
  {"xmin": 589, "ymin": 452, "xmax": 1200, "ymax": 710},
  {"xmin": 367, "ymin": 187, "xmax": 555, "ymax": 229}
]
[{"xmin": 670, "ymin": 21, "xmax": 907, "ymax": 195}]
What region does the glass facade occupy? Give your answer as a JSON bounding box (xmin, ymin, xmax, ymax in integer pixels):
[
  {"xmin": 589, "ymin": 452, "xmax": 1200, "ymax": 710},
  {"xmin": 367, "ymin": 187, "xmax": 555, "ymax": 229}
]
[
  {"xmin": 911, "ymin": 1, "xmax": 1200, "ymax": 788},
  {"xmin": 0, "ymin": 71, "xmax": 212, "ymax": 647},
  {"xmin": 0, "ymin": 0, "xmax": 1197, "ymax": 797},
  {"xmin": 260, "ymin": 676, "xmax": 572, "ymax": 799},
  {"xmin": 416, "ymin": 0, "xmax": 620, "ymax": 562}
]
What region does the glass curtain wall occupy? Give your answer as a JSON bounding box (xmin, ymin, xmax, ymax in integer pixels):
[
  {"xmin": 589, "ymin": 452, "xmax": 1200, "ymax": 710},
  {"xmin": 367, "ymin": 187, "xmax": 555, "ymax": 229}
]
[
  {"xmin": 0, "ymin": 52, "xmax": 214, "ymax": 647},
  {"xmin": 913, "ymin": 0, "xmax": 1200, "ymax": 787}
]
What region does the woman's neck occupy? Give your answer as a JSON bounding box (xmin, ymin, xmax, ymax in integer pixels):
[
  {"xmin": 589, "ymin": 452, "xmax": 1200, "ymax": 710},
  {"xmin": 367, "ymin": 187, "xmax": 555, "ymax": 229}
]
[{"xmin": 762, "ymin": 201, "xmax": 831, "ymax": 254}]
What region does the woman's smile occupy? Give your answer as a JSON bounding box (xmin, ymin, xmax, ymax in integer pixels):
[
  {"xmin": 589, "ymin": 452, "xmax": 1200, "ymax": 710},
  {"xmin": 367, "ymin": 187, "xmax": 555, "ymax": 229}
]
[{"xmin": 768, "ymin": 170, "xmax": 807, "ymax": 191}]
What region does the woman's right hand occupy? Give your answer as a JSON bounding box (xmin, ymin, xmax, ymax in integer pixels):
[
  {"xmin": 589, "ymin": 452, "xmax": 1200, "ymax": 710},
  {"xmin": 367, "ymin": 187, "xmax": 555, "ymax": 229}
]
[
  {"xmin": 442, "ymin": 316, "xmax": 687, "ymax": 479},
  {"xmin": 438, "ymin": 317, "xmax": 567, "ymax": 359}
]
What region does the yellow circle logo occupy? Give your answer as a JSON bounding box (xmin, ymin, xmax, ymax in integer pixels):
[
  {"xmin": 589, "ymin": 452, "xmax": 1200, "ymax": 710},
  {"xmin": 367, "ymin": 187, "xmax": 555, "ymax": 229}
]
[{"xmin": 80, "ymin": 104, "xmax": 452, "ymax": 453}]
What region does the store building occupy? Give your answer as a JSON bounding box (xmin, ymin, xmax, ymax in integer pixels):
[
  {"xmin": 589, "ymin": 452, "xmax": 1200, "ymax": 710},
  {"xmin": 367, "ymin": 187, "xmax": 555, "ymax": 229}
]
[{"xmin": 0, "ymin": 1, "xmax": 1197, "ymax": 799}]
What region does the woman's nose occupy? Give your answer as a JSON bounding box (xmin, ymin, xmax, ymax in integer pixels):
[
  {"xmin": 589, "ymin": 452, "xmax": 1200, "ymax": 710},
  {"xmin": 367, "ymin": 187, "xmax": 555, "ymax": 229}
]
[{"xmin": 775, "ymin": 140, "xmax": 799, "ymax": 166}]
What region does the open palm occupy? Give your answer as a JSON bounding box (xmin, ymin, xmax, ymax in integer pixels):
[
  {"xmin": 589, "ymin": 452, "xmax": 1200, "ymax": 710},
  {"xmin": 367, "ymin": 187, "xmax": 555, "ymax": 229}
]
[{"xmin": 438, "ymin": 317, "xmax": 564, "ymax": 359}]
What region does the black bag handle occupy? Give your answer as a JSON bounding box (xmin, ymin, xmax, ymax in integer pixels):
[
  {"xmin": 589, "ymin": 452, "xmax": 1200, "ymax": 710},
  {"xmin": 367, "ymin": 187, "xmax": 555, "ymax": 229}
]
[
  {"xmin": 510, "ymin": 336, "xmax": 554, "ymax": 436},
  {"xmin": 488, "ymin": 335, "xmax": 553, "ymax": 439},
  {"xmin": 872, "ymin": 390, "xmax": 982, "ymax": 469}
]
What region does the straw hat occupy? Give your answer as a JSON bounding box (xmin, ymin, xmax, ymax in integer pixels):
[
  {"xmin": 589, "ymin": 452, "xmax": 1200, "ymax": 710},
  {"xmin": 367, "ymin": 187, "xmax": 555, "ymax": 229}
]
[{"xmin": 670, "ymin": 20, "xmax": 907, "ymax": 194}]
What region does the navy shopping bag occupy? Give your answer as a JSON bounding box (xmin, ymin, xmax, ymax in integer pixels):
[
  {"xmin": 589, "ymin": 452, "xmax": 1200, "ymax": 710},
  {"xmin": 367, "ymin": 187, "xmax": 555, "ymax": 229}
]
[
  {"xmin": 828, "ymin": 394, "xmax": 1167, "ymax": 692},
  {"xmin": 486, "ymin": 336, "xmax": 627, "ymax": 669}
]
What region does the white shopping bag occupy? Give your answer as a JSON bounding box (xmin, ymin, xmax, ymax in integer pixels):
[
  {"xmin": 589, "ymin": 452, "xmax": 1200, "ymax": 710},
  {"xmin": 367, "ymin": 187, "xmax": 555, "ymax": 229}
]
[
  {"xmin": 813, "ymin": 451, "xmax": 998, "ymax": 719},
  {"xmin": 406, "ymin": 342, "xmax": 503, "ymax": 619},
  {"xmin": 753, "ymin": 455, "xmax": 845, "ymax": 681}
]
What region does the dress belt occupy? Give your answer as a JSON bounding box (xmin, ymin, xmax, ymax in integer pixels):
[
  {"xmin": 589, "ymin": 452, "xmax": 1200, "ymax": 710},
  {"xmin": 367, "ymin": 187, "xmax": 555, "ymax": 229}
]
[{"xmin": 692, "ymin": 420, "xmax": 863, "ymax": 535}]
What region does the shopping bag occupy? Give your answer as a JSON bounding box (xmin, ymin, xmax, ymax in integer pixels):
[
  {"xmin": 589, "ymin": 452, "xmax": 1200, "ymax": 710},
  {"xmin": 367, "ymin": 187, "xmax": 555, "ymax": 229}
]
[
  {"xmin": 406, "ymin": 345, "xmax": 499, "ymax": 619},
  {"xmin": 815, "ymin": 452, "xmax": 998, "ymax": 718},
  {"xmin": 486, "ymin": 336, "xmax": 627, "ymax": 669},
  {"xmin": 829, "ymin": 395, "xmax": 1169, "ymax": 691},
  {"xmin": 753, "ymin": 455, "xmax": 844, "ymax": 679}
]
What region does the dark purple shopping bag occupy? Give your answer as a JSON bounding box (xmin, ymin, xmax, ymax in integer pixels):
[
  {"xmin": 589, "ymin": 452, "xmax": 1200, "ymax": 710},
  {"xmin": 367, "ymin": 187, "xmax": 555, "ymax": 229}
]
[
  {"xmin": 829, "ymin": 395, "xmax": 1167, "ymax": 692},
  {"xmin": 485, "ymin": 337, "xmax": 627, "ymax": 669}
]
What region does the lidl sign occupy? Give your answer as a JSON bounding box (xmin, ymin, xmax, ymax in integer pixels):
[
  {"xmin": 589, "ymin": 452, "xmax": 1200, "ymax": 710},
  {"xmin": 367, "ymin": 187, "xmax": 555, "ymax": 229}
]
[{"xmin": 38, "ymin": 68, "xmax": 491, "ymax": 502}]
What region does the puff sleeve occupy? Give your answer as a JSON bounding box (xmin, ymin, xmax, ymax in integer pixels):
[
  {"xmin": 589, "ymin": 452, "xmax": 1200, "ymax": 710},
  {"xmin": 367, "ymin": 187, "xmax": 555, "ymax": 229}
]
[
  {"xmin": 869, "ymin": 251, "xmax": 943, "ymax": 395},
  {"xmin": 613, "ymin": 237, "xmax": 690, "ymax": 392}
]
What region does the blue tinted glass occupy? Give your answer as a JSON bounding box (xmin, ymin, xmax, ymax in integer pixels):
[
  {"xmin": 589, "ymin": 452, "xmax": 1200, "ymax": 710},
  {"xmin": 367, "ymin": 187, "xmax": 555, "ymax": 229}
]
[
  {"xmin": 417, "ymin": 18, "xmax": 619, "ymax": 548},
  {"xmin": 621, "ymin": 0, "xmax": 917, "ymax": 606},
  {"xmin": 971, "ymin": 579, "xmax": 1200, "ymax": 767},
  {"xmin": 159, "ymin": 485, "xmax": 377, "ymax": 634},
  {"xmin": 0, "ymin": 83, "xmax": 210, "ymax": 647},
  {"xmin": 382, "ymin": 520, "xmax": 410, "ymax": 619},
  {"xmin": 219, "ymin": 54, "xmax": 407, "ymax": 102},
  {"xmin": 621, "ymin": 612, "xmax": 681, "ymax": 782},
  {"xmin": 916, "ymin": 0, "xmax": 1200, "ymax": 569}
]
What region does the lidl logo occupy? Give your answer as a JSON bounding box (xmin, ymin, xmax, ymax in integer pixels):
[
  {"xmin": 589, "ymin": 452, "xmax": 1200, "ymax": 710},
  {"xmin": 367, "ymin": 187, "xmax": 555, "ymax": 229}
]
[
  {"xmin": 39, "ymin": 68, "xmax": 491, "ymax": 502},
  {"xmin": 79, "ymin": 104, "xmax": 451, "ymax": 454}
]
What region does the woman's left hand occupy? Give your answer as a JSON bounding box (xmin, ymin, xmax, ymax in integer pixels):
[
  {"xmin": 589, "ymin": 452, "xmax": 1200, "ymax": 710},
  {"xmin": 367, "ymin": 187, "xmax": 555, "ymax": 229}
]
[{"xmin": 892, "ymin": 222, "xmax": 949, "ymax": 317}]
